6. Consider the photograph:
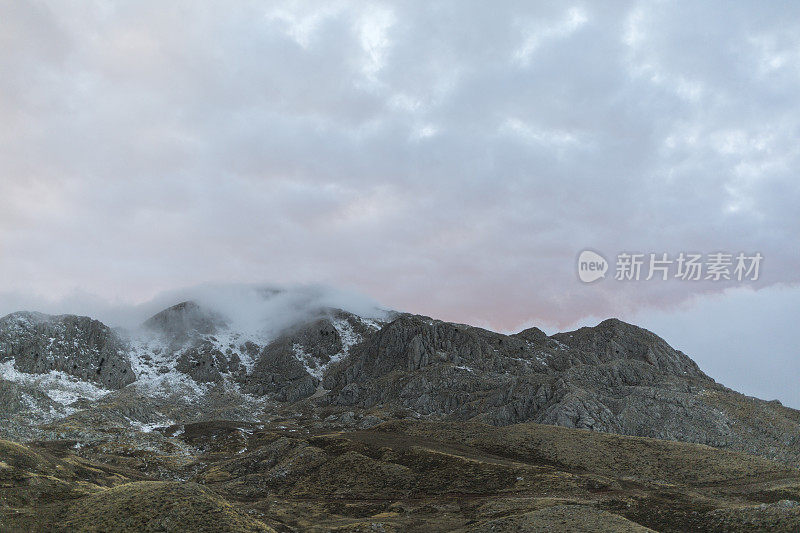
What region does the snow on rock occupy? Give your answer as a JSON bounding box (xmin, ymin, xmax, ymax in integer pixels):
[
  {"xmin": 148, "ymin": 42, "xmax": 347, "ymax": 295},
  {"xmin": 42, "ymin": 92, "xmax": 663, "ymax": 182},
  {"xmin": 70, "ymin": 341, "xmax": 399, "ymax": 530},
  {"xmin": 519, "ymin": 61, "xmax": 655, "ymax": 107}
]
[
  {"xmin": 127, "ymin": 418, "xmax": 175, "ymax": 433},
  {"xmin": 293, "ymin": 343, "xmax": 324, "ymax": 380},
  {"xmin": 357, "ymin": 317, "xmax": 385, "ymax": 331},
  {"xmin": 0, "ymin": 359, "xmax": 110, "ymax": 408},
  {"xmin": 292, "ymin": 314, "xmax": 383, "ymax": 381},
  {"xmin": 331, "ymin": 317, "xmax": 361, "ymax": 355}
]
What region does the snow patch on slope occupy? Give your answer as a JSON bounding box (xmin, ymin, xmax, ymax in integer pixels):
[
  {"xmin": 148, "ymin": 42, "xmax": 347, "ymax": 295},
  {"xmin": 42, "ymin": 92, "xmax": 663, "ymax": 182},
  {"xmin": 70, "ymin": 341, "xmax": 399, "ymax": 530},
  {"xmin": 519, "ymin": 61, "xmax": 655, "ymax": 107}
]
[
  {"xmin": 0, "ymin": 360, "xmax": 110, "ymax": 407},
  {"xmin": 125, "ymin": 333, "xmax": 208, "ymax": 399},
  {"xmin": 217, "ymin": 313, "xmax": 387, "ymax": 383},
  {"xmin": 293, "ymin": 343, "xmax": 325, "ymax": 379},
  {"xmin": 332, "ymin": 317, "xmax": 361, "ymax": 355},
  {"xmin": 292, "ymin": 315, "xmax": 383, "ymax": 380},
  {"xmin": 199, "ymin": 330, "xmax": 261, "ymax": 373},
  {"xmin": 127, "ymin": 417, "xmax": 175, "ymax": 433}
]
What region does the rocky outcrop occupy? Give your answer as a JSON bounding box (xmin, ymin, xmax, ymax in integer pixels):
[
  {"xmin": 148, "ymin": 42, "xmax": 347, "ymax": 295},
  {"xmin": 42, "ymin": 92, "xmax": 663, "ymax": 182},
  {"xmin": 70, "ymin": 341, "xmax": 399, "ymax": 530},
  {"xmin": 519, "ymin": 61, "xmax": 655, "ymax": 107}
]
[
  {"xmin": 0, "ymin": 312, "xmax": 134, "ymax": 389},
  {"xmin": 323, "ymin": 314, "xmax": 553, "ymax": 391},
  {"xmin": 176, "ymin": 341, "xmax": 245, "ymax": 383},
  {"xmin": 317, "ymin": 314, "xmax": 800, "ymax": 466},
  {"xmin": 142, "ymin": 301, "xmax": 228, "ymax": 342},
  {"xmin": 244, "ymin": 317, "xmax": 345, "ymax": 401},
  {"xmin": 552, "ymin": 318, "xmax": 707, "ymax": 378},
  {"xmin": 0, "ymin": 379, "xmax": 58, "ymax": 418}
]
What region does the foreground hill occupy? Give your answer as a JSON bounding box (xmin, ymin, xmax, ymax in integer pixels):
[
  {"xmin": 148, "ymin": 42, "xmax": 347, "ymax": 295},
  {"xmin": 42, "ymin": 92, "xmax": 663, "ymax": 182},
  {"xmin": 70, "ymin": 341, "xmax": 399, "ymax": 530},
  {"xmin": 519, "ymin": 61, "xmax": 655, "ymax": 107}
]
[{"xmin": 2, "ymin": 419, "xmax": 799, "ymax": 531}]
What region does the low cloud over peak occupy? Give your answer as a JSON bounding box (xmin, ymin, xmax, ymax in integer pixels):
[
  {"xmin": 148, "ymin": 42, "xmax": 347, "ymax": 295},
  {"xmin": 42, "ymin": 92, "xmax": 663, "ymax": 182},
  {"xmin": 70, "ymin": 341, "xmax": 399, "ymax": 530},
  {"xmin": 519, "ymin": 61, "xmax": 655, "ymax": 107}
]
[{"xmin": 1, "ymin": 1, "xmax": 798, "ymax": 332}]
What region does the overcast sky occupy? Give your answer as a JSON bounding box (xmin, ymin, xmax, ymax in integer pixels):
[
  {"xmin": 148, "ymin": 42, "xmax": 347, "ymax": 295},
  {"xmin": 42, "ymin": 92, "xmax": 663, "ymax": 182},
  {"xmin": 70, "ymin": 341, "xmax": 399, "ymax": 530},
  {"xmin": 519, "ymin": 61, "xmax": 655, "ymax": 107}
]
[{"xmin": 1, "ymin": 2, "xmax": 799, "ymax": 405}]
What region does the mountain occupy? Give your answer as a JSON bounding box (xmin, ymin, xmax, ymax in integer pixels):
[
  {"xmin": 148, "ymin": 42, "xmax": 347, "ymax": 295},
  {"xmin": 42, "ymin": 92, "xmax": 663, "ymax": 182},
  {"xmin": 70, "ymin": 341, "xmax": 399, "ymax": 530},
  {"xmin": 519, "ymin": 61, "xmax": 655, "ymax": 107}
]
[{"xmin": 1, "ymin": 291, "xmax": 799, "ymax": 531}]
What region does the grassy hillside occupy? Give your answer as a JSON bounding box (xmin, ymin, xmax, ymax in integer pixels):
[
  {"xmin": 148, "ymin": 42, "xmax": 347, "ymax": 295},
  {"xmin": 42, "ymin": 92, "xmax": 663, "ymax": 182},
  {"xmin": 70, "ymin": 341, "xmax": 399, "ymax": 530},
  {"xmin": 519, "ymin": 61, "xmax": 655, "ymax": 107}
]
[{"xmin": 2, "ymin": 419, "xmax": 800, "ymax": 531}]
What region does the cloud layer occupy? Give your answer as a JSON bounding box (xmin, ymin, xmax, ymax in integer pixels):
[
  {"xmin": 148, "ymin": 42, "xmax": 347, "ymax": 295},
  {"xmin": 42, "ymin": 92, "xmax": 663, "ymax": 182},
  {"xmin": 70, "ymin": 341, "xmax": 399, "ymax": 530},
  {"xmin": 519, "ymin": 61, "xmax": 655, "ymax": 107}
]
[{"xmin": 1, "ymin": 1, "xmax": 799, "ymax": 331}]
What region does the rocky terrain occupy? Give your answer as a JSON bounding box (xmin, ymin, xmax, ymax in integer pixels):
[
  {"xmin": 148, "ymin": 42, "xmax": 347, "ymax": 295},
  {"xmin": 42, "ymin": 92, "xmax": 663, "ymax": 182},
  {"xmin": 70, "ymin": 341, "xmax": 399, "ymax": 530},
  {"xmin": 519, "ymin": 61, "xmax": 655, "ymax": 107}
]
[{"xmin": 1, "ymin": 288, "xmax": 799, "ymax": 531}]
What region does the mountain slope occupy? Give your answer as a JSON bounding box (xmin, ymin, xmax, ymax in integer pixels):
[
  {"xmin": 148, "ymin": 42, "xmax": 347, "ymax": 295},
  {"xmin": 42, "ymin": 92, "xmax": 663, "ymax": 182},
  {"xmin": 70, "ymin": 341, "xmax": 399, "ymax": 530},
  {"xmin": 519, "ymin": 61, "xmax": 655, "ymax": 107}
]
[
  {"xmin": 320, "ymin": 313, "xmax": 800, "ymax": 465},
  {"xmin": 2, "ymin": 420, "xmax": 800, "ymax": 532},
  {"xmin": 0, "ymin": 295, "xmax": 798, "ymax": 468}
]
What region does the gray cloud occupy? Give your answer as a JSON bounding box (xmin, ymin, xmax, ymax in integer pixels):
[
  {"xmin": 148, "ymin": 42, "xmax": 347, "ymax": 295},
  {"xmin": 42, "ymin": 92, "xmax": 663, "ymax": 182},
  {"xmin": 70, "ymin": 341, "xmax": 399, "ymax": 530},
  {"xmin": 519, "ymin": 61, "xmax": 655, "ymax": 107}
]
[{"xmin": 1, "ymin": 0, "xmax": 799, "ymax": 333}]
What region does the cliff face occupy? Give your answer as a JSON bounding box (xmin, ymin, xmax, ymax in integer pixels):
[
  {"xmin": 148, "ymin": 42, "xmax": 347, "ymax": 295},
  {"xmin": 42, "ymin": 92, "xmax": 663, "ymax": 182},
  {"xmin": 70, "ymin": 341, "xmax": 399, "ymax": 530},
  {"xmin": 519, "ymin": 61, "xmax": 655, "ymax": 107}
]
[
  {"xmin": 316, "ymin": 313, "xmax": 799, "ymax": 465},
  {"xmin": 0, "ymin": 312, "xmax": 135, "ymax": 389}
]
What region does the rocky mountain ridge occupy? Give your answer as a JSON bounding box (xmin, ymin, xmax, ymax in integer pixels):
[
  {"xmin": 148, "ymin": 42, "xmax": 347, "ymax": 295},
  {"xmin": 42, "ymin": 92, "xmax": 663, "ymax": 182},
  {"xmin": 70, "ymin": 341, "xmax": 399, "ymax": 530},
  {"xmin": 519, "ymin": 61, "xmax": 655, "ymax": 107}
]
[{"xmin": 0, "ymin": 298, "xmax": 798, "ymax": 468}]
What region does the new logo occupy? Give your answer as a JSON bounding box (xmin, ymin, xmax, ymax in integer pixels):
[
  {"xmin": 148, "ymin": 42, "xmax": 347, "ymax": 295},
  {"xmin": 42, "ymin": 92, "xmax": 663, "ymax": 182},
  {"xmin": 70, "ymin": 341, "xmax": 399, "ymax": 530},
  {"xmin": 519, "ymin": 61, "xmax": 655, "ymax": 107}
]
[{"xmin": 577, "ymin": 250, "xmax": 608, "ymax": 283}]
